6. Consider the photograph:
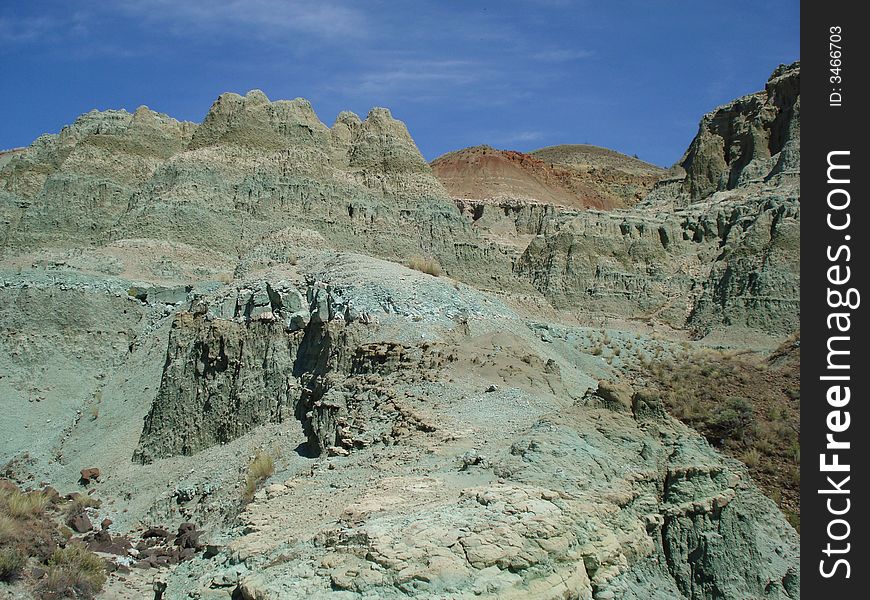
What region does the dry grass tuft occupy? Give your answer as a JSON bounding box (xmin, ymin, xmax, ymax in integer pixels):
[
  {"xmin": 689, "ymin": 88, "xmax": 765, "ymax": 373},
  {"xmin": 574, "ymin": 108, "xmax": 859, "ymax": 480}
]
[
  {"xmin": 0, "ymin": 481, "xmax": 108, "ymax": 594},
  {"xmin": 0, "ymin": 547, "xmax": 26, "ymax": 582},
  {"xmin": 242, "ymin": 450, "xmax": 275, "ymax": 503},
  {"xmin": 1, "ymin": 483, "xmax": 65, "ymax": 570},
  {"xmin": 408, "ymin": 256, "xmax": 442, "ymax": 277},
  {"xmin": 1, "ymin": 489, "xmax": 52, "ymax": 518},
  {"xmin": 36, "ymin": 543, "xmax": 106, "ymax": 599},
  {"xmin": 0, "ymin": 514, "xmax": 20, "ymax": 542}
]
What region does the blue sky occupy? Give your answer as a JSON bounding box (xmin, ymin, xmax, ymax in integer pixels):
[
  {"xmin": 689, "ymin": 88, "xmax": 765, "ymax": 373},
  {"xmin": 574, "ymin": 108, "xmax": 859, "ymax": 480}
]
[{"xmin": 0, "ymin": 1, "xmax": 799, "ymax": 166}]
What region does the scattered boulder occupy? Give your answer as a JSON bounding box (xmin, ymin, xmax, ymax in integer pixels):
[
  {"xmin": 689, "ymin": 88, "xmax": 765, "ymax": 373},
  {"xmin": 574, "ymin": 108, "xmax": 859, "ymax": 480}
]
[
  {"xmin": 142, "ymin": 526, "xmax": 171, "ymax": 539},
  {"xmin": 286, "ymin": 310, "xmax": 310, "ymax": 331},
  {"xmin": 69, "ymin": 512, "xmax": 93, "ymax": 533},
  {"xmin": 85, "ymin": 530, "xmax": 132, "ymax": 555},
  {"xmin": 150, "ymin": 285, "xmax": 192, "ymax": 305},
  {"xmin": 127, "ymin": 286, "xmax": 149, "ymax": 302},
  {"xmin": 460, "ymin": 450, "xmax": 488, "ymax": 470},
  {"xmin": 175, "ymin": 523, "xmax": 202, "ymax": 550},
  {"xmin": 191, "ymin": 298, "xmax": 209, "ymax": 316},
  {"xmin": 79, "ymin": 467, "xmax": 100, "ymax": 485},
  {"xmin": 309, "ymin": 286, "xmax": 331, "ymax": 324},
  {"xmin": 632, "ymin": 388, "xmax": 666, "ymax": 420},
  {"xmin": 41, "ymin": 486, "xmax": 61, "ymax": 503}
]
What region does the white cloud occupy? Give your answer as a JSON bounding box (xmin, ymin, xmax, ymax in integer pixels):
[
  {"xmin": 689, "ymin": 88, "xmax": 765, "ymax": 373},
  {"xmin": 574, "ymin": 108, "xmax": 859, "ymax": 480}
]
[
  {"xmin": 458, "ymin": 129, "xmax": 547, "ymax": 150},
  {"xmin": 532, "ymin": 48, "xmax": 595, "ymax": 61},
  {"xmin": 0, "ymin": 15, "xmax": 58, "ymax": 44},
  {"xmin": 114, "ymin": 0, "xmax": 369, "ymax": 40},
  {"xmin": 346, "ymin": 59, "xmax": 484, "ymax": 95},
  {"xmin": 508, "ymin": 131, "xmax": 545, "ymax": 142}
]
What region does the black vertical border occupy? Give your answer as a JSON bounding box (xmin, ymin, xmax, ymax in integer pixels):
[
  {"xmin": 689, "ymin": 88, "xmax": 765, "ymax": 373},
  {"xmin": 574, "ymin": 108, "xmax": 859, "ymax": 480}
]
[{"xmin": 802, "ymin": 1, "xmax": 869, "ymax": 596}]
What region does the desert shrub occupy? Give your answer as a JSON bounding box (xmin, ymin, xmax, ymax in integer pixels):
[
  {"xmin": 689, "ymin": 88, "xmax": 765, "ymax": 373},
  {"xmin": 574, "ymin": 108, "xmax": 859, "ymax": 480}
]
[
  {"xmin": 706, "ymin": 396, "xmax": 754, "ymax": 443},
  {"xmin": 0, "ymin": 547, "xmax": 25, "ymax": 582},
  {"xmin": 407, "ymin": 256, "xmax": 441, "ymax": 277},
  {"xmin": 0, "ymin": 491, "xmax": 59, "ymax": 563},
  {"xmin": 36, "ymin": 544, "xmax": 106, "ymax": 599},
  {"xmin": 242, "ymin": 451, "xmax": 275, "ymax": 502}
]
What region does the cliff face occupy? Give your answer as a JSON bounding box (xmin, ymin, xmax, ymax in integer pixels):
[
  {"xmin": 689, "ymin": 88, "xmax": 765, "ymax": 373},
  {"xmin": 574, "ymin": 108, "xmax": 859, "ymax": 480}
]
[
  {"xmin": 432, "ymin": 144, "xmax": 668, "ymax": 267},
  {"xmin": 679, "ymin": 62, "xmax": 800, "ymax": 200},
  {"xmin": 515, "ymin": 188, "xmax": 799, "ymax": 337},
  {"xmin": 514, "ymin": 63, "xmax": 800, "ymax": 338}
]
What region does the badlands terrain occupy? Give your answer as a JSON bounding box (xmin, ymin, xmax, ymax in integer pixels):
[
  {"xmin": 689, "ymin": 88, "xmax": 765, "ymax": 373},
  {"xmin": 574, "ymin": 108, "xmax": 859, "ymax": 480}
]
[{"xmin": 0, "ymin": 62, "xmax": 799, "ymax": 599}]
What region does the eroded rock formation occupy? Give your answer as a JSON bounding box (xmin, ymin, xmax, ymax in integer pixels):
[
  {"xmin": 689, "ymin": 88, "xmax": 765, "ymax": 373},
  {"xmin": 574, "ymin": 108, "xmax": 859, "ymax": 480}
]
[
  {"xmin": 512, "ymin": 63, "xmax": 800, "ymax": 338},
  {"xmin": 0, "ymin": 65, "xmax": 800, "ymax": 600},
  {"xmin": 0, "ymin": 92, "xmax": 513, "ymax": 288}
]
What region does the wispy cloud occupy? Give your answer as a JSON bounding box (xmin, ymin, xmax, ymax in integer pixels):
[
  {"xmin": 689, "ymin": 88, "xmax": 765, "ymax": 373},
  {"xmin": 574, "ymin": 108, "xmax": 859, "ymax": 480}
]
[
  {"xmin": 325, "ymin": 44, "xmax": 566, "ymax": 108},
  {"xmin": 532, "ymin": 48, "xmax": 595, "ymax": 61},
  {"xmin": 114, "ymin": 0, "xmax": 368, "ymax": 40},
  {"xmin": 337, "ymin": 59, "xmax": 486, "ymax": 97},
  {"xmin": 505, "ymin": 131, "xmax": 545, "ymax": 142},
  {"xmin": 483, "ymin": 130, "xmax": 548, "ymax": 149},
  {"xmin": 461, "ymin": 129, "xmax": 548, "ymax": 150},
  {"xmin": 0, "ymin": 15, "xmax": 58, "ymax": 44}
]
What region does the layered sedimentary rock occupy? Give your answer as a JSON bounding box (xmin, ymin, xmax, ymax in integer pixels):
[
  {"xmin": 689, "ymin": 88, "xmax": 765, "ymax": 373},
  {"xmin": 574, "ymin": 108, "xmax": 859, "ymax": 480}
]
[
  {"xmin": 0, "ymin": 65, "xmax": 800, "ymax": 600},
  {"xmin": 530, "ymin": 144, "xmax": 667, "ymax": 206},
  {"xmin": 433, "ymin": 145, "xmax": 666, "ymax": 261},
  {"xmin": 132, "ymin": 279, "xmax": 362, "ymax": 463},
  {"xmin": 132, "ymin": 257, "xmax": 475, "ymax": 463},
  {"xmin": 126, "ymin": 254, "xmax": 799, "ymax": 599},
  {"xmin": 516, "ymin": 187, "xmax": 799, "ymax": 336},
  {"xmin": 0, "ymin": 92, "xmax": 512, "ymax": 286},
  {"xmin": 679, "ymin": 62, "xmax": 800, "ymax": 200},
  {"xmin": 432, "ymin": 145, "xmax": 613, "ymax": 209},
  {"xmin": 432, "ymin": 144, "xmax": 664, "ymax": 211},
  {"xmin": 514, "ymin": 63, "xmax": 800, "ymax": 337}
]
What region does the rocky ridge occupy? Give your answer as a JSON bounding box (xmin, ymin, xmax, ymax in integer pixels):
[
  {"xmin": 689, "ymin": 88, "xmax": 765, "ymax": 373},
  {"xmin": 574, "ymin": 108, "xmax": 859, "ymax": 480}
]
[{"xmin": 0, "ymin": 92, "xmax": 514, "ymax": 289}]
